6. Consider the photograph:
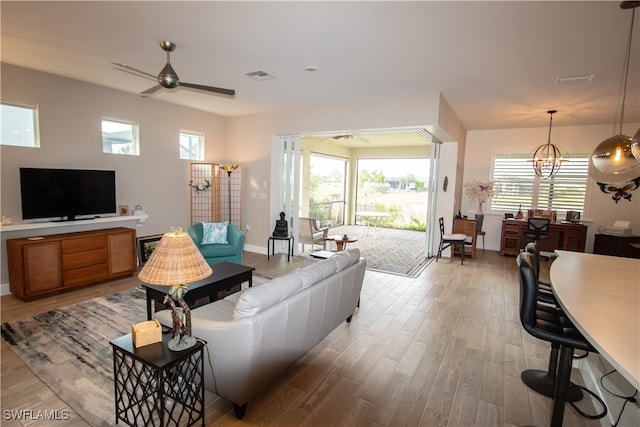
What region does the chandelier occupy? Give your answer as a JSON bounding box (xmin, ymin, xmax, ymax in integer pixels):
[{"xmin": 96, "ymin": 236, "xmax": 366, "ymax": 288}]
[
  {"xmin": 530, "ymin": 110, "xmax": 566, "ymax": 179},
  {"xmin": 591, "ymin": 1, "xmax": 640, "ymax": 175}
]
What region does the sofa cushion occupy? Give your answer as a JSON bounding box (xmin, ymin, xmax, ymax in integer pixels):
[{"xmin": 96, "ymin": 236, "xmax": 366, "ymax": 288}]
[
  {"xmin": 334, "ymin": 249, "xmax": 360, "ymax": 271},
  {"xmin": 201, "ymin": 221, "xmax": 229, "ymax": 244},
  {"xmin": 300, "ymin": 257, "xmax": 338, "ymax": 289},
  {"xmin": 233, "ymin": 271, "xmax": 303, "ymax": 319}
]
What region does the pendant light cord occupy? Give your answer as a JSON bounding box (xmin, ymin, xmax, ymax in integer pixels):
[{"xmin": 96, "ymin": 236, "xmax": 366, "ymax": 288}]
[{"xmin": 619, "ymin": 6, "xmax": 636, "ymax": 134}]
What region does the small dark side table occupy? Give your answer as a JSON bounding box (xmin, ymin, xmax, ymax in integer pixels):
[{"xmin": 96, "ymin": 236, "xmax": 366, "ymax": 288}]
[
  {"xmin": 111, "ymin": 333, "xmax": 205, "ymax": 426},
  {"xmin": 267, "ymin": 235, "xmax": 294, "ymax": 261}
]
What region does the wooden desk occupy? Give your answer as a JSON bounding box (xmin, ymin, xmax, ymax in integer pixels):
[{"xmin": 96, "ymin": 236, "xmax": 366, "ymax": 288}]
[
  {"xmin": 499, "ymin": 219, "xmax": 586, "ymax": 255},
  {"xmin": 550, "ymin": 250, "xmax": 640, "ymax": 390},
  {"xmin": 453, "ymin": 218, "xmax": 477, "ymax": 258}
]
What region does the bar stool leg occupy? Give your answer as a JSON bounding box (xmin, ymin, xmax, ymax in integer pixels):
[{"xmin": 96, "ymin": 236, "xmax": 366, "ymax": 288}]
[{"xmin": 550, "ymin": 346, "xmax": 575, "ymax": 427}]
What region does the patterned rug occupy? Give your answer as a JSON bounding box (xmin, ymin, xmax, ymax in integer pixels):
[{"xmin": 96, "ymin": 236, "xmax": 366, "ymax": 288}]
[{"xmin": 1, "ymin": 274, "xmax": 271, "ymax": 426}]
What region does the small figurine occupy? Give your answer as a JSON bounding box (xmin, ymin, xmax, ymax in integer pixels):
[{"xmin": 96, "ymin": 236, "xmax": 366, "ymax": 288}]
[{"xmin": 272, "ymin": 212, "xmax": 289, "ymax": 237}]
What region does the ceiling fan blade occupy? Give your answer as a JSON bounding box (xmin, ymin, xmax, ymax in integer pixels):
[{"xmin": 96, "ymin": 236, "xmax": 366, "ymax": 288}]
[
  {"xmin": 140, "ymin": 85, "xmax": 162, "ymax": 96},
  {"xmin": 112, "ymin": 62, "xmax": 157, "ymax": 81},
  {"xmin": 179, "ymin": 82, "xmax": 236, "ymax": 96}
]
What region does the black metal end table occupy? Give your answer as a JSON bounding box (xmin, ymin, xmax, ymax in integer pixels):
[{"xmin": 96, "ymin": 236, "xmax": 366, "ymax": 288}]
[
  {"xmin": 267, "ymin": 234, "xmax": 294, "ymax": 261},
  {"xmin": 111, "ymin": 333, "xmax": 205, "ymax": 426}
]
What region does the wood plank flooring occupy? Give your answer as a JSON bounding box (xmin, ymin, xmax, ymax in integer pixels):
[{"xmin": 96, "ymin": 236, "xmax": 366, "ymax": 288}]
[{"xmin": 1, "ymin": 250, "xmax": 602, "ymax": 426}]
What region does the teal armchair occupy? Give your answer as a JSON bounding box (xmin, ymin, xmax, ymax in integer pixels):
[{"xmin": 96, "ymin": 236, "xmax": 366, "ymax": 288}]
[{"xmin": 188, "ymin": 222, "xmax": 245, "ymax": 265}]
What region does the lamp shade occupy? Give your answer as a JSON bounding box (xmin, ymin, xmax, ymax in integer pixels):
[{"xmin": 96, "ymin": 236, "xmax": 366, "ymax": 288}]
[
  {"xmin": 138, "ymin": 230, "xmax": 212, "ymax": 285},
  {"xmin": 591, "ymin": 134, "xmax": 639, "ymax": 175},
  {"xmin": 220, "ymin": 164, "xmax": 239, "ymax": 174}
]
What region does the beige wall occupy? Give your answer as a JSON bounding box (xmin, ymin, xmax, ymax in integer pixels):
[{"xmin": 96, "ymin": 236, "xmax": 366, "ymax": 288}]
[{"xmin": 225, "ymin": 94, "xmax": 458, "ymax": 250}]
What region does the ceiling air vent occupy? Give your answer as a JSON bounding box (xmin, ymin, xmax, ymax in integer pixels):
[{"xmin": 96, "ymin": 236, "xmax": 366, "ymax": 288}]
[
  {"xmin": 245, "ymin": 70, "xmax": 274, "ymax": 81},
  {"xmin": 555, "ymin": 74, "xmax": 594, "ymax": 85}
]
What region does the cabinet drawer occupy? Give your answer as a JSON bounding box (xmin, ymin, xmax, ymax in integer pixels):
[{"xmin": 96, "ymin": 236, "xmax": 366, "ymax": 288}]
[
  {"xmin": 63, "ymin": 263, "xmax": 109, "ymax": 286},
  {"xmin": 62, "ymin": 248, "xmax": 108, "ymax": 270},
  {"xmin": 62, "ymin": 235, "xmax": 107, "ymax": 254}
]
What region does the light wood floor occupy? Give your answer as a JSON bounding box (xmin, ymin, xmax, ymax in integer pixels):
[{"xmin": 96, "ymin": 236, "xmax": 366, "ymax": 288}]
[{"xmin": 1, "ymin": 250, "xmax": 602, "ymax": 426}]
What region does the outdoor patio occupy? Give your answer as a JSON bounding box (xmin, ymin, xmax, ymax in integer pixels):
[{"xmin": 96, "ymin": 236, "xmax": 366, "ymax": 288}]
[{"xmin": 302, "ymin": 224, "xmax": 429, "ymax": 277}]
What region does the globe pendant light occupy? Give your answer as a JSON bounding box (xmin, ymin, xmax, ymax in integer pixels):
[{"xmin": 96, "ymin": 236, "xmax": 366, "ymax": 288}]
[
  {"xmin": 530, "ymin": 110, "xmax": 566, "ymax": 179},
  {"xmin": 591, "ymin": 1, "xmax": 640, "ymax": 175},
  {"xmin": 631, "ymin": 127, "xmax": 640, "ymax": 162}
]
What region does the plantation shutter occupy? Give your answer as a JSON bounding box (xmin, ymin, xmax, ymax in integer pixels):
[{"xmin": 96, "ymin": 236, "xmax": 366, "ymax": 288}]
[
  {"xmin": 491, "ymin": 154, "xmax": 536, "ymax": 211},
  {"xmin": 537, "ymin": 154, "xmax": 589, "ymax": 214},
  {"xmin": 490, "ymin": 153, "xmax": 589, "ymax": 214}
]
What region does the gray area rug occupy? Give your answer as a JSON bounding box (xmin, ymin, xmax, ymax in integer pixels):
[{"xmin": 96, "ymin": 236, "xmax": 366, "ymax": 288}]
[{"xmin": 1, "ymin": 273, "xmax": 271, "ymax": 426}]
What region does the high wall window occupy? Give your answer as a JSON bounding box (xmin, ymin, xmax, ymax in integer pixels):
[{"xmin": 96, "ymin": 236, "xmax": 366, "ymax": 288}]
[
  {"xmin": 1, "ymin": 100, "xmax": 39, "ymax": 147},
  {"xmin": 491, "ymin": 153, "xmax": 589, "ymax": 214},
  {"xmin": 180, "ymin": 130, "xmax": 204, "ymax": 160},
  {"xmin": 102, "ymin": 119, "xmax": 139, "ymax": 155}
]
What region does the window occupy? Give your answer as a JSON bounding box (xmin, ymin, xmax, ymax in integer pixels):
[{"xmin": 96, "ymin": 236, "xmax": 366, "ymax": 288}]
[
  {"xmin": 491, "ymin": 153, "xmax": 589, "ymax": 214},
  {"xmin": 180, "ymin": 130, "xmax": 204, "ymax": 160},
  {"xmin": 1, "ymin": 100, "xmax": 39, "ymax": 147},
  {"xmin": 102, "ymin": 119, "xmax": 139, "ymax": 155}
]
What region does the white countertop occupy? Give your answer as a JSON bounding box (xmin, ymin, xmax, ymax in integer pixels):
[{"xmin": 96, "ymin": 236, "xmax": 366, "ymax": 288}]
[{"xmin": 550, "ymin": 250, "xmax": 640, "ymax": 390}]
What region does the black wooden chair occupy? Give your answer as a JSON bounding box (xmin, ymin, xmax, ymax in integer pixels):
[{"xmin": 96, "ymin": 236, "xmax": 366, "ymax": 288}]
[{"xmin": 436, "ymin": 217, "xmax": 467, "ymax": 265}]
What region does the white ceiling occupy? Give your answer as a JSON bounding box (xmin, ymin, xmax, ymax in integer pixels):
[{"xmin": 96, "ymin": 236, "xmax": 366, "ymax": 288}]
[{"xmin": 2, "ymin": 1, "xmax": 639, "ymax": 134}]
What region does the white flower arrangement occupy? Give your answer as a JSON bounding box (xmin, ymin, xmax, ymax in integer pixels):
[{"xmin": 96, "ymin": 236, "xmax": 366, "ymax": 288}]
[{"xmin": 463, "ymin": 179, "xmax": 496, "ymax": 206}]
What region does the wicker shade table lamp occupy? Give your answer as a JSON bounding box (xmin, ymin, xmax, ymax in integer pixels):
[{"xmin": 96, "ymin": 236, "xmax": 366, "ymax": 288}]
[{"xmin": 137, "ymin": 230, "xmax": 212, "ymax": 351}]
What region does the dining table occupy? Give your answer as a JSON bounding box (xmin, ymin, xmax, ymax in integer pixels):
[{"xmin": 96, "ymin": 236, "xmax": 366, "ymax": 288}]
[{"xmin": 550, "ymin": 250, "xmax": 640, "ymax": 390}]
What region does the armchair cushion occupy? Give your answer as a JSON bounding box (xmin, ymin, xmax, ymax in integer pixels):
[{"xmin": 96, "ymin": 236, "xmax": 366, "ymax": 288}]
[{"xmin": 201, "ymin": 221, "xmax": 229, "ymax": 245}]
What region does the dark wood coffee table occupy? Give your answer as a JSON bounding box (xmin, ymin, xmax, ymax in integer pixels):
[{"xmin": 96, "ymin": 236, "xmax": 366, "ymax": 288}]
[{"xmin": 141, "ymin": 261, "xmax": 255, "ymax": 320}]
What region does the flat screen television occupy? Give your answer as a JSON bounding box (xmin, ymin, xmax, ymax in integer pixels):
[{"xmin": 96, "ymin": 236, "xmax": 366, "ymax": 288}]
[{"xmin": 19, "ymin": 167, "xmax": 116, "ymax": 221}]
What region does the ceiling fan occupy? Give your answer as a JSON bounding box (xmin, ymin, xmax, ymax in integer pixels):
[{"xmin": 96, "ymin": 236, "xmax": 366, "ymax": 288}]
[
  {"xmin": 112, "ymin": 41, "xmax": 235, "ymax": 97},
  {"xmin": 328, "ymin": 134, "xmax": 370, "ymax": 144}
]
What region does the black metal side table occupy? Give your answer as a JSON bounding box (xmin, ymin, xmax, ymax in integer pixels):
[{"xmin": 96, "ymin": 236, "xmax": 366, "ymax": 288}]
[
  {"xmin": 111, "ymin": 333, "xmax": 205, "ymax": 426},
  {"xmin": 267, "ymin": 235, "xmax": 294, "ymax": 261}
]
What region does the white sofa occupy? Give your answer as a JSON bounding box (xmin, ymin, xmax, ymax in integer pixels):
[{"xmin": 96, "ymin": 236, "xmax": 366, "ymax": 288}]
[{"xmin": 155, "ymin": 249, "xmax": 366, "ymax": 419}]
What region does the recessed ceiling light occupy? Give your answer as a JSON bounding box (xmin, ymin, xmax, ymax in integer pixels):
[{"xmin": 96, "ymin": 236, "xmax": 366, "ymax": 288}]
[
  {"xmin": 305, "ymin": 65, "xmax": 319, "ymax": 72},
  {"xmin": 555, "ymin": 74, "xmax": 594, "ymax": 85},
  {"xmin": 245, "ymin": 70, "xmax": 274, "ymax": 81}
]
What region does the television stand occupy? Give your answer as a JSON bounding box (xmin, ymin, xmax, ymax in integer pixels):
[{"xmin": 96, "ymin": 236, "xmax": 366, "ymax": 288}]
[{"xmin": 6, "ymin": 227, "xmax": 137, "ymax": 299}]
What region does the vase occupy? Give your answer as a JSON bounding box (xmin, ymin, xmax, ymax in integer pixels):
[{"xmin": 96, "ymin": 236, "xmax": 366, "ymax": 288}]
[{"xmin": 478, "ymin": 201, "xmax": 484, "ymax": 214}]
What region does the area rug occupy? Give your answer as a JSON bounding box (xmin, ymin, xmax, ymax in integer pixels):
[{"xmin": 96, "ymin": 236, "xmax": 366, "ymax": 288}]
[{"xmin": 1, "ymin": 273, "xmax": 271, "ymax": 426}]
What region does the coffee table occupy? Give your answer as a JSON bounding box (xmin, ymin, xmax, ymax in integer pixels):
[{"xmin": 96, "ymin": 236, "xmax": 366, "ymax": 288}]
[
  {"xmin": 141, "ymin": 261, "xmax": 255, "ymax": 320},
  {"xmin": 324, "ymin": 235, "xmax": 358, "ymax": 251}
]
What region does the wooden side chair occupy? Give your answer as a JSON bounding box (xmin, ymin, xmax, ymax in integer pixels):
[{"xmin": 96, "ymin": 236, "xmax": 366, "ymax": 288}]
[{"xmin": 298, "ymin": 217, "xmax": 330, "ymax": 252}]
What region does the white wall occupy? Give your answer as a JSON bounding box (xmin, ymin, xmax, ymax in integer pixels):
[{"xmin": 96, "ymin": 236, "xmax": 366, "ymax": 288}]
[{"xmin": 463, "ymin": 124, "xmax": 640, "ymax": 252}]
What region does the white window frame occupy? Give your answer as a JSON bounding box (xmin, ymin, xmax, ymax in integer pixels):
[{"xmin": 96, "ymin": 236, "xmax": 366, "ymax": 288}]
[
  {"xmin": 101, "ymin": 118, "xmax": 139, "ymax": 156},
  {"xmin": 490, "ymin": 150, "xmax": 590, "ymax": 216},
  {"xmin": 179, "ymin": 130, "xmax": 204, "ymax": 160},
  {"xmin": 1, "ymin": 100, "xmax": 40, "ymax": 148}
]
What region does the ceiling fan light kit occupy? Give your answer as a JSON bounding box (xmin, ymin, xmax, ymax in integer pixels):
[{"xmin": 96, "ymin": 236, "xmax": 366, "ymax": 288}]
[
  {"xmin": 114, "ymin": 40, "xmax": 235, "ymax": 96},
  {"xmin": 591, "ymin": 1, "xmax": 640, "ymax": 175}
]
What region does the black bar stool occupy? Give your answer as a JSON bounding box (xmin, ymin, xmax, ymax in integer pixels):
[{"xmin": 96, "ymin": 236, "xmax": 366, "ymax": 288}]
[{"xmin": 517, "ymin": 252, "xmax": 605, "ymax": 427}]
